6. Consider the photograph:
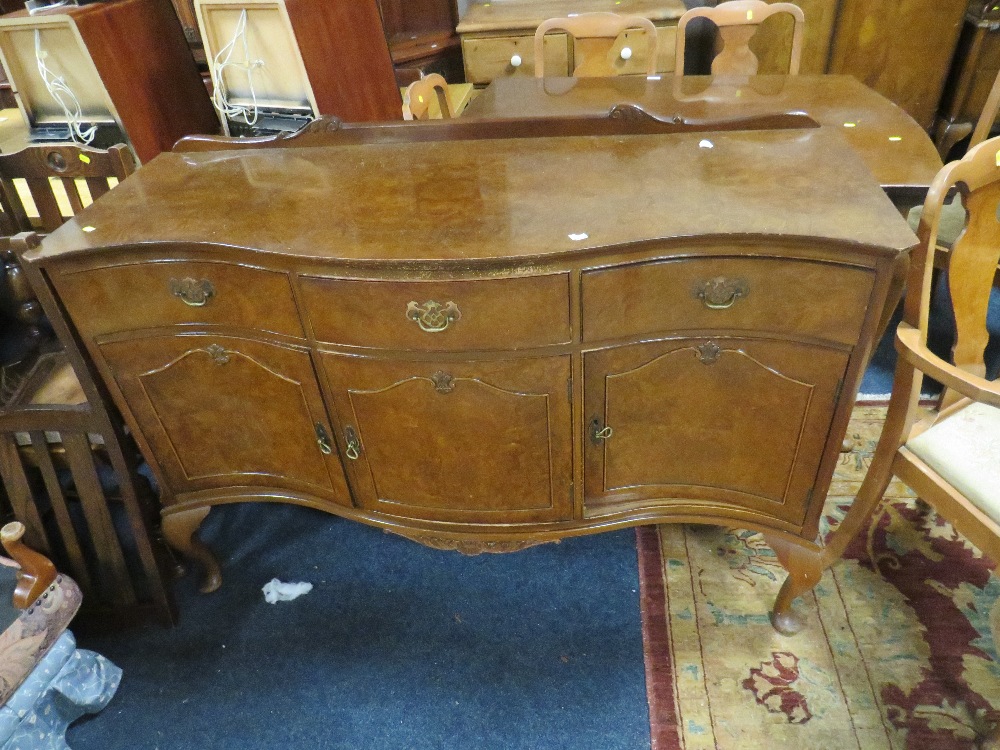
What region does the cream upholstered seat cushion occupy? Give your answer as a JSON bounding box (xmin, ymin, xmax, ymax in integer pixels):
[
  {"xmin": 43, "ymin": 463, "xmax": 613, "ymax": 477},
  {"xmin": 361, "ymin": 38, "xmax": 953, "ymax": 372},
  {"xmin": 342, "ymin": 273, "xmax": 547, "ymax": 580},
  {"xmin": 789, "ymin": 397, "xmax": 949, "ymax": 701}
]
[
  {"xmin": 906, "ymin": 195, "xmax": 967, "ymax": 245},
  {"xmin": 906, "ymin": 401, "xmax": 1000, "ymax": 525}
]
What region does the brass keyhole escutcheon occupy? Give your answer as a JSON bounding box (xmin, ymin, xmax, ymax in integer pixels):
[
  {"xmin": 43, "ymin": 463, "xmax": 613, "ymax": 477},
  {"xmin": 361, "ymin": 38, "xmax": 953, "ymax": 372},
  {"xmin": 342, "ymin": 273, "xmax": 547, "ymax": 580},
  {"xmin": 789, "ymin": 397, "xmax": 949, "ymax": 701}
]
[
  {"xmin": 590, "ymin": 417, "xmax": 613, "ymax": 445},
  {"xmin": 344, "ymin": 426, "xmax": 361, "ymax": 460},
  {"xmin": 314, "ymin": 423, "xmax": 333, "ymax": 455}
]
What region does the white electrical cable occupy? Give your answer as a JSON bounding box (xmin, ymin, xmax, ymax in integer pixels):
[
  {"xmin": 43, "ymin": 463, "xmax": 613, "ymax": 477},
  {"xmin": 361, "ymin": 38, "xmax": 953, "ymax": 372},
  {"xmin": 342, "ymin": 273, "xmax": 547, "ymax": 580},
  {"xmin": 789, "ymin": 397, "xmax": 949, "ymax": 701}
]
[
  {"xmin": 210, "ymin": 9, "xmax": 265, "ymax": 126},
  {"xmin": 34, "ymin": 29, "xmax": 96, "ymax": 145}
]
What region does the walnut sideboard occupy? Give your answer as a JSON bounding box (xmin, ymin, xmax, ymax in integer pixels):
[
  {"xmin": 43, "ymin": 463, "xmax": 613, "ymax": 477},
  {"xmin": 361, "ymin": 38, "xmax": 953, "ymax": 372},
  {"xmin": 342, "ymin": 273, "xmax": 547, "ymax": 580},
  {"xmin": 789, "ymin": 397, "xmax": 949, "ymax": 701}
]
[{"xmin": 22, "ymin": 125, "xmax": 917, "ymax": 634}]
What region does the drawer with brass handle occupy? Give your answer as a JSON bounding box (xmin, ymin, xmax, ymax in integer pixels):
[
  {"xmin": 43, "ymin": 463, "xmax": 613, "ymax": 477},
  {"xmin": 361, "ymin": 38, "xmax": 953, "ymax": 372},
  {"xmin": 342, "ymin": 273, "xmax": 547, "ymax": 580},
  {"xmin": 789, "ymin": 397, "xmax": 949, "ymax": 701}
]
[
  {"xmin": 52, "ymin": 260, "xmax": 304, "ymax": 339},
  {"xmin": 299, "ymin": 274, "xmax": 572, "ymax": 351},
  {"xmin": 582, "ymin": 256, "xmax": 875, "ymax": 345}
]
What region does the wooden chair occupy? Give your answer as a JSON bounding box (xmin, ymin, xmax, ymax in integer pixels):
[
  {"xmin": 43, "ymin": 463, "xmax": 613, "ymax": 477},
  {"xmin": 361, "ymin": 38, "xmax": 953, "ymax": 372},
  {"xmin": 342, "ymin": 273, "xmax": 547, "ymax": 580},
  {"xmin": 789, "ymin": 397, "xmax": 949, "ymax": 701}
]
[
  {"xmin": 533, "ymin": 12, "xmax": 659, "ymax": 78},
  {"xmin": 909, "ymin": 70, "xmax": 1000, "ymax": 280},
  {"xmin": 675, "ymin": 0, "xmax": 805, "ymax": 76},
  {"xmin": 402, "ymin": 73, "xmax": 453, "ymax": 120},
  {"xmin": 824, "ymin": 135, "xmax": 1000, "ymax": 749},
  {"xmin": 0, "ymin": 143, "xmax": 136, "ymax": 388},
  {"xmin": 0, "ymin": 147, "xmax": 178, "ymax": 627}
]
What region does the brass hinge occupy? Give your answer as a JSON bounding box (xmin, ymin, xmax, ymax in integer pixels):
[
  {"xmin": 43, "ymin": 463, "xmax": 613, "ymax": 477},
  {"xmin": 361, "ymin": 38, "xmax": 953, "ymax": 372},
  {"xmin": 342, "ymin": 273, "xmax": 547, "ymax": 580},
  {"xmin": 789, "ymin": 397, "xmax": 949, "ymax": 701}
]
[{"xmin": 834, "ymin": 378, "xmax": 844, "ymax": 402}]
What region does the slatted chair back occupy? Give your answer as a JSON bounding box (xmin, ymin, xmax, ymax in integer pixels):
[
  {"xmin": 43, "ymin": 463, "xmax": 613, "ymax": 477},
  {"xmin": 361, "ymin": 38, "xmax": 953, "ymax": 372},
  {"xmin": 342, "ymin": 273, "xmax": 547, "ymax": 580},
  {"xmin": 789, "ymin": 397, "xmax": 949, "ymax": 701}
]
[
  {"xmin": 534, "ymin": 12, "xmax": 659, "ymax": 78},
  {"xmin": 402, "ymin": 74, "xmax": 453, "ymax": 121},
  {"xmin": 675, "ymin": 0, "xmax": 805, "ymax": 76},
  {"xmin": 822, "ymin": 139, "xmax": 1000, "ymax": 747},
  {"xmin": 0, "ymin": 144, "xmax": 136, "ymax": 395},
  {"xmin": 0, "ymin": 232, "xmax": 176, "ymax": 625},
  {"xmin": 0, "ymin": 143, "xmax": 136, "ymax": 236}
]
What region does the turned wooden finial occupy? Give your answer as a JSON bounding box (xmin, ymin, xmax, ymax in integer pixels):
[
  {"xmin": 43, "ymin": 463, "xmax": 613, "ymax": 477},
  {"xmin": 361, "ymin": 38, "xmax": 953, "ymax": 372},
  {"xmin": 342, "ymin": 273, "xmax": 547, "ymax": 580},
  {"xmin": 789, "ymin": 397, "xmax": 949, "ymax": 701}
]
[{"xmin": 1, "ymin": 522, "xmax": 57, "ymax": 609}]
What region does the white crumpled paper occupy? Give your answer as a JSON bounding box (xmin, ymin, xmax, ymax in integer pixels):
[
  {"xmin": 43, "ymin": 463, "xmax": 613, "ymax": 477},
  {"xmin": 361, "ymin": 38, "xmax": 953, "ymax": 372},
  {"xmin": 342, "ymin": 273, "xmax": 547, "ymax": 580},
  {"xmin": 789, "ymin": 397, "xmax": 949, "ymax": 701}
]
[{"xmin": 261, "ymin": 578, "xmax": 313, "ymax": 604}]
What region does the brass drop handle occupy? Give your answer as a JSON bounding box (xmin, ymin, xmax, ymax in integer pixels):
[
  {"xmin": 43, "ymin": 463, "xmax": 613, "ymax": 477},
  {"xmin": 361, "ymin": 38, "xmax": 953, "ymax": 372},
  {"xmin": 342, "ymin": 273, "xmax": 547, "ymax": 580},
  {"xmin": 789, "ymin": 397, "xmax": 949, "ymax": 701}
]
[
  {"xmin": 344, "ymin": 426, "xmax": 360, "ymax": 460},
  {"xmin": 315, "ymin": 423, "xmax": 333, "ymax": 455},
  {"xmin": 170, "ymin": 278, "xmax": 215, "ymax": 307},
  {"xmin": 406, "ymin": 300, "xmax": 461, "ymax": 333},
  {"xmin": 695, "ymin": 277, "xmax": 749, "ymax": 310},
  {"xmin": 590, "ymin": 417, "xmax": 613, "ymax": 445}
]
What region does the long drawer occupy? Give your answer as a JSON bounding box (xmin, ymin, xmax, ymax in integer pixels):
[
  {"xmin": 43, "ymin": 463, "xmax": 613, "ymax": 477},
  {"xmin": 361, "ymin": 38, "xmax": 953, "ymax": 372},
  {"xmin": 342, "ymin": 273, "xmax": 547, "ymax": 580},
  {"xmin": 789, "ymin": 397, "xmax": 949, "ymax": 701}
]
[
  {"xmin": 299, "ymin": 273, "xmax": 572, "ymax": 351},
  {"xmin": 52, "ymin": 259, "xmax": 304, "ymax": 339},
  {"xmin": 582, "ymin": 256, "xmax": 875, "ymax": 345}
]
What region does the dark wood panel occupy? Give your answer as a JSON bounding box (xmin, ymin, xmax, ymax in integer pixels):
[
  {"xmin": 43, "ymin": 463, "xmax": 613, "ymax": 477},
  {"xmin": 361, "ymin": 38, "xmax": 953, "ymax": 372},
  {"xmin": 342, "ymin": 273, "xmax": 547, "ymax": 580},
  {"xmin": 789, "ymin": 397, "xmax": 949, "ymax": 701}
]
[
  {"xmin": 828, "ymin": 0, "xmax": 967, "ymax": 129},
  {"xmin": 285, "ymin": 0, "xmax": 400, "ymax": 122},
  {"xmin": 71, "ymin": 0, "xmax": 220, "ymax": 161}
]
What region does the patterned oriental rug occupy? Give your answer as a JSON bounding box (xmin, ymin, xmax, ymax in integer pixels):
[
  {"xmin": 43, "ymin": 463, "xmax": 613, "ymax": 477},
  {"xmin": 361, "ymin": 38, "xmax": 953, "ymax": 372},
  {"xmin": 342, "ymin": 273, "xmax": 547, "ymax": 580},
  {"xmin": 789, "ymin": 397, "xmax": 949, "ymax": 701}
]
[{"xmin": 638, "ymin": 406, "xmax": 1000, "ymax": 750}]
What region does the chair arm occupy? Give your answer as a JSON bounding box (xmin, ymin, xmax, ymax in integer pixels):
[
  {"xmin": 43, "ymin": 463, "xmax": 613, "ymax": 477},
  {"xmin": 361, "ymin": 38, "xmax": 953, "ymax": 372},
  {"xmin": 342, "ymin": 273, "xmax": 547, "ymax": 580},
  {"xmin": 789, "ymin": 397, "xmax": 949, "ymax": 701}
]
[
  {"xmin": 1, "ymin": 522, "xmax": 56, "ymax": 609},
  {"xmin": 895, "ymin": 324, "xmax": 1000, "ymax": 409}
]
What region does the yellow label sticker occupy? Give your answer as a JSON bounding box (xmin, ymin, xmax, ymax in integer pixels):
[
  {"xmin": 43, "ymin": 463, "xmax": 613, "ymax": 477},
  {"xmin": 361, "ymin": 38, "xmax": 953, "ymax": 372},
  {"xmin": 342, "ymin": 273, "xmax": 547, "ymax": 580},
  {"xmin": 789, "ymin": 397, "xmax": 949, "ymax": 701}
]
[
  {"xmin": 746, "ymin": 10, "xmax": 753, "ymax": 19},
  {"xmin": 79, "ymin": 154, "xmax": 91, "ymax": 164},
  {"xmin": 995, "ymin": 149, "xmax": 1000, "ymax": 167},
  {"xmin": 418, "ymin": 95, "xmax": 424, "ymax": 103}
]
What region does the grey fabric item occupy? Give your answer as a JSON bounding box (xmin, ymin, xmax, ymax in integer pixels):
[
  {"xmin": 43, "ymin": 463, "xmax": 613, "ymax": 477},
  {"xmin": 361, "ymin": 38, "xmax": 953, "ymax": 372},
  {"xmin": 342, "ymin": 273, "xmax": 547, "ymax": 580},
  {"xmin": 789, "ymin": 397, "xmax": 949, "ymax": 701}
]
[
  {"xmin": 0, "ymin": 564, "xmax": 18, "ymax": 635},
  {"xmin": 1, "ymin": 631, "xmax": 121, "ymax": 750}
]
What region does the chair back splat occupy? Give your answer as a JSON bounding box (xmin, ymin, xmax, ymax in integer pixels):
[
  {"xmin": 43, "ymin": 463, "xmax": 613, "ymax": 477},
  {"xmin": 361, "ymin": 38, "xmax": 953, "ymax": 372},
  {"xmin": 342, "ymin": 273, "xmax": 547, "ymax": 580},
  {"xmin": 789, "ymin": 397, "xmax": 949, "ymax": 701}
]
[
  {"xmin": 675, "ymin": 0, "xmax": 804, "ymax": 76},
  {"xmin": 402, "ymin": 73, "xmax": 454, "ymax": 121},
  {"xmin": 534, "ymin": 12, "xmax": 659, "ymax": 78}
]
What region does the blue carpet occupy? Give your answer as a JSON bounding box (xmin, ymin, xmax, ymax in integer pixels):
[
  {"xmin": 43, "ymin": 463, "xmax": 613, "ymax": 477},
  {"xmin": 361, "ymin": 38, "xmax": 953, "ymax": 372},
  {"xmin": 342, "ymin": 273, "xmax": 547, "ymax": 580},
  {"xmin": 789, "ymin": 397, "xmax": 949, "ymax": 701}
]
[{"xmin": 68, "ymin": 503, "xmax": 648, "ymax": 749}]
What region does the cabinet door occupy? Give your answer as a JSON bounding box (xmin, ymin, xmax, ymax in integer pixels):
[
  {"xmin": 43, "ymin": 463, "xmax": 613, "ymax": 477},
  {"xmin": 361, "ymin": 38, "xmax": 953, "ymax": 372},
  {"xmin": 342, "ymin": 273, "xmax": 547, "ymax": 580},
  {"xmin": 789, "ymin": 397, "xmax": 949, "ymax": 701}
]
[
  {"xmin": 583, "ymin": 338, "xmax": 848, "ymax": 525},
  {"xmin": 320, "ymin": 354, "xmax": 573, "ymax": 524},
  {"xmin": 100, "ymin": 334, "xmax": 351, "ymax": 505}
]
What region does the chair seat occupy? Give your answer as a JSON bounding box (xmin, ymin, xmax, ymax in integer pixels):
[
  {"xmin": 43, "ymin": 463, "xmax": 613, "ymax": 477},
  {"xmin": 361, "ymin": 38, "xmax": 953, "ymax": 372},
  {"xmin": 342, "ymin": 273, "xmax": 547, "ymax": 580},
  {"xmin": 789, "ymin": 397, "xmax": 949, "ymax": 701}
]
[
  {"xmin": 906, "ymin": 401, "xmax": 1000, "ymax": 525},
  {"xmin": 906, "ymin": 195, "xmax": 966, "ymax": 246}
]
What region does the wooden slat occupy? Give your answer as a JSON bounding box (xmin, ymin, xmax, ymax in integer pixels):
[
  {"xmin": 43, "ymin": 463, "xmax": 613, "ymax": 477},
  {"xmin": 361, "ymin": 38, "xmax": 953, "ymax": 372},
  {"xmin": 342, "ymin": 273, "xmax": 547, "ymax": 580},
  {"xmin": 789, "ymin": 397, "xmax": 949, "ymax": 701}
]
[
  {"xmin": 61, "ymin": 431, "xmax": 136, "ymax": 605},
  {"xmin": 85, "ymin": 177, "xmax": 110, "ymax": 201},
  {"xmin": 28, "ymin": 430, "xmax": 93, "ymax": 591},
  {"xmin": 24, "ymin": 177, "xmax": 63, "ymax": 232},
  {"xmin": 0, "ymin": 177, "xmax": 31, "ymax": 234},
  {"xmin": 0, "ymin": 433, "xmax": 49, "ymax": 553},
  {"xmin": 59, "ymin": 177, "xmax": 86, "ymax": 216}
]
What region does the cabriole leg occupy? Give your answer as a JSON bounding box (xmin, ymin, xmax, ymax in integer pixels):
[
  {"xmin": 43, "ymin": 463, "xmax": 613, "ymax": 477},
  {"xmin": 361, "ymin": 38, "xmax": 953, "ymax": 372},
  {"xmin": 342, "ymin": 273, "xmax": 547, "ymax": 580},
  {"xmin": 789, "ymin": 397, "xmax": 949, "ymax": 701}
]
[
  {"xmin": 764, "ymin": 534, "xmax": 823, "ymax": 636},
  {"xmin": 161, "ymin": 506, "xmax": 221, "ymax": 593}
]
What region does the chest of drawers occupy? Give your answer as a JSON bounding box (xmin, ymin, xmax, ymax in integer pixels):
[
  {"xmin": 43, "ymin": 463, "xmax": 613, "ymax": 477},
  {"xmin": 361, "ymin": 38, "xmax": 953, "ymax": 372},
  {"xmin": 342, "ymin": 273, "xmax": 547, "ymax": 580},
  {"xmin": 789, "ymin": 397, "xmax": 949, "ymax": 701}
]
[
  {"xmin": 456, "ymin": 0, "xmax": 687, "ymax": 83},
  {"xmin": 24, "ymin": 126, "xmax": 916, "ymax": 632}
]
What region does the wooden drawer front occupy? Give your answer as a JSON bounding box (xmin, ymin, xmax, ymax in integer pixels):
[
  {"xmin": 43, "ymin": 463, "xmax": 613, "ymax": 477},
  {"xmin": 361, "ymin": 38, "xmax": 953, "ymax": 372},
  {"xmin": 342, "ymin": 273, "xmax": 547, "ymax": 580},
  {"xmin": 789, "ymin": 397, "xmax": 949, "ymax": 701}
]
[
  {"xmin": 54, "ymin": 261, "xmax": 304, "ymax": 339},
  {"xmin": 300, "ymin": 274, "xmax": 572, "ymax": 351},
  {"xmin": 463, "ymin": 33, "xmax": 568, "ymax": 83},
  {"xmin": 582, "ymin": 257, "xmax": 874, "ymax": 345}
]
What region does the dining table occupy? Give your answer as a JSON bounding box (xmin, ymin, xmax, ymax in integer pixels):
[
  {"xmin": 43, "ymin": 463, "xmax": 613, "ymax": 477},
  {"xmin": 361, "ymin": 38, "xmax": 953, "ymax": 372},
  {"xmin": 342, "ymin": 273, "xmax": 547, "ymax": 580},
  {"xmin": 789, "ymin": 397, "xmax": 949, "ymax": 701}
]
[{"xmin": 460, "ymin": 74, "xmax": 944, "ymax": 208}]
